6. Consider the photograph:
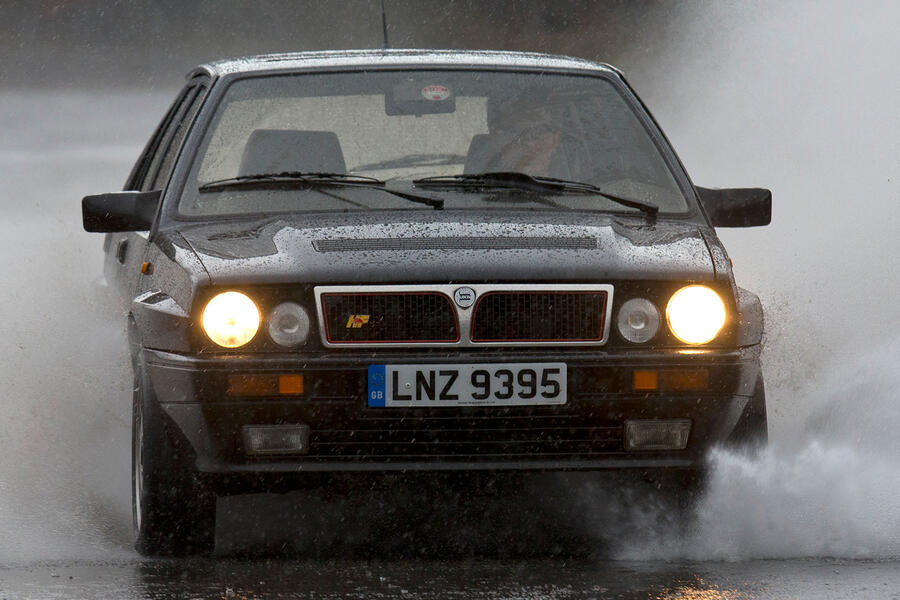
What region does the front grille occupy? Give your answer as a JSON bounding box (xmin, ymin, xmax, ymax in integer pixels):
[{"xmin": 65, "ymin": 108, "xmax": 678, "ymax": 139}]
[
  {"xmin": 316, "ymin": 285, "xmax": 612, "ymax": 347},
  {"xmin": 321, "ymin": 292, "xmax": 458, "ymax": 343},
  {"xmin": 471, "ymin": 291, "xmax": 608, "ymax": 342}
]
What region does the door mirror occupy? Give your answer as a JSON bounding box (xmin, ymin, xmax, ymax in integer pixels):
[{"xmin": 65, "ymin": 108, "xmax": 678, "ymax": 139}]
[
  {"xmin": 82, "ymin": 190, "xmax": 161, "ymax": 232},
  {"xmin": 696, "ymin": 187, "xmax": 772, "ymax": 228}
]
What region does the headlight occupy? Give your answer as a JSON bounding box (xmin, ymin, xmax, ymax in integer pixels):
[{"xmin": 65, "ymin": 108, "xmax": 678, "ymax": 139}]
[
  {"xmin": 666, "ymin": 285, "xmax": 726, "ymax": 345},
  {"xmin": 616, "ymin": 298, "xmax": 660, "ymax": 343},
  {"xmin": 201, "ymin": 291, "xmax": 260, "ymax": 348},
  {"xmin": 268, "ymin": 302, "xmax": 311, "ymax": 347}
]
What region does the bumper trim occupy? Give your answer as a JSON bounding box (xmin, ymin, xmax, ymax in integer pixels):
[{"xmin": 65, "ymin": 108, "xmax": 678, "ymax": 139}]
[{"xmin": 144, "ymin": 345, "xmax": 754, "ymax": 369}]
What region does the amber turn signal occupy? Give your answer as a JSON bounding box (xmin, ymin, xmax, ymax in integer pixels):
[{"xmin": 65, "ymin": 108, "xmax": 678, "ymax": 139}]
[
  {"xmin": 278, "ymin": 375, "xmax": 304, "ymax": 395},
  {"xmin": 632, "ymin": 369, "xmax": 708, "ymax": 392},
  {"xmin": 228, "ymin": 374, "xmax": 304, "ymax": 397},
  {"xmin": 633, "ymin": 370, "xmax": 659, "ymax": 391}
]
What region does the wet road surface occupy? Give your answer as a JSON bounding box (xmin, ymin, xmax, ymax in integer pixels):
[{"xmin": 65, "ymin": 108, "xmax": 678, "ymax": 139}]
[
  {"xmin": 3, "ymin": 483, "xmax": 900, "ymax": 599},
  {"xmin": 3, "ymin": 557, "xmax": 900, "ymax": 599}
]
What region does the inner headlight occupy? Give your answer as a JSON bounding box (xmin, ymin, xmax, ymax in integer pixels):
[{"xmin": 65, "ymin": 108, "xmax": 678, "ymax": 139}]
[
  {"xmin": 666, "ymin": 285, "xmax": 726, "ymax": 345},
  {"xmin": 617, "ymin": 298, "xmax": 660, "ymax": 343},
  {"xmin": 268, "ymin": 302, "xmax": 311, "ymax": 347},
  {"xmin": 201, "ymin": 291, "xmax": 260, "ymax": 348}
]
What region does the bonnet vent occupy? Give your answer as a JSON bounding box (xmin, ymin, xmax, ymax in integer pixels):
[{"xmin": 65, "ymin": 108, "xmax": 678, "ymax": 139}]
[{"xmin": 312, "ymin": 237, "xmax": 597, "ymax": 252}]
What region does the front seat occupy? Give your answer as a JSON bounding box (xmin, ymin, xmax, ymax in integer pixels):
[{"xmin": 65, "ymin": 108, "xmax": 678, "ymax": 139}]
[
  {"xmin": 463, "ymin": 134, "xmax": 499, "ymax": 174},
  {"xmin": 239, "ymin": 129, "xmax": 347, "ymax": 175},
  {"xmin": 463, "ymin": 132, "xmax": 573, "ymax": 180}
]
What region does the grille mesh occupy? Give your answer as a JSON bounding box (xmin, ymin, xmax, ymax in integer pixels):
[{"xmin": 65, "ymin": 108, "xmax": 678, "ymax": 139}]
[
  {"xmin": 322, "ymin": 293, "xmax": 458, "ymax": 343},
  {"xmin": 471, "ymin": 292, "xmax": 607, "ymax": 342}
]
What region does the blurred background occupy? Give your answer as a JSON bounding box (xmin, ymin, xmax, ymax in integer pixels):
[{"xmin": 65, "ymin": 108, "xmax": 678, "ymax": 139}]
[
  {"xmin": 1, "ymin": 1, "xmax": 683, "ymax": 87},
  {"xmin": 2, "ymin": 0, "xmax": 900, "ymax": 562}
]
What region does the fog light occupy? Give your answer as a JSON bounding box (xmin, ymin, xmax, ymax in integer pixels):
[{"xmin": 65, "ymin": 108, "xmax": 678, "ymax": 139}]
[
  {"xmin": 242, "ymin": 425, "xmax": 310, "ymax": 456},
  {"xmin": 624, "ymin": 420, "xmax": 691, "ymax": 451}
]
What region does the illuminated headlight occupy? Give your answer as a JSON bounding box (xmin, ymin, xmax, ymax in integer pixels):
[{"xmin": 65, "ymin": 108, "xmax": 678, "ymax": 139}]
[
  {"xmin": 267, "ymin": 302, "xmax": 311, "ymax": 347},
  {"xmin": 666, "ymin": 285, "xmax": 726, "ymax": 345},
  {"xmin": 201, "ymin": 291, "xmax": 260, "ymax": 348},
  {"xmin": 616, "ymin": 298, "xmax": 660, "ymax": 343}
]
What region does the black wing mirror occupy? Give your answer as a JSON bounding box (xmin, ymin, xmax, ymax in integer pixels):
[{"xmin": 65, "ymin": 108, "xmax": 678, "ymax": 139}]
[
  {"xmin": 82, "ymin": 190, "xmax": 161, "ymax": 232},
  {"xmin": 696, "ymin": 187, "xmax": 772, "ymax": 228}
]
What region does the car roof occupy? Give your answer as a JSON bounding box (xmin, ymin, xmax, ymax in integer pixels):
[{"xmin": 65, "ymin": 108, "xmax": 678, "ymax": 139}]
[{"xmin": 191, "ymin": 49, "xmax": 620, "ymax": 79}]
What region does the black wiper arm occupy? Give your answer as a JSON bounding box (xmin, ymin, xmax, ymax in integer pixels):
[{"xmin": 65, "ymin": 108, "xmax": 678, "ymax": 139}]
[
  {"xmin": 414, "ymin": 172, "xmax": 658, "ymax": 216},
  {"xmin": 414, "ymin": 172, "xmax": 552, "ymax": 191},
  {"xmin": 199, "ymin": 171, "xmax": 444, "ymax": 210},
  {"xmin": 378, "ymin": 188, "xmax": 444, "ymax": 210},
  {"xmin": 531, "ymin": 175, "xmax": 659, "ymax": 216}
]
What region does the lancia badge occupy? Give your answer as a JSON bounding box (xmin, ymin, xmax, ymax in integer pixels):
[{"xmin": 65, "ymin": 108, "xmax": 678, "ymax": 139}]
[{"xmin": 453, "ymin": 287, "xmax": 476, "ymax": 309}]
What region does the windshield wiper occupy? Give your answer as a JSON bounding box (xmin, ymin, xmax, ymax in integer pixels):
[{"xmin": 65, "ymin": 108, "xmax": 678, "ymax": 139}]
[
  {"xmin": 413, "ymin": 172, "xmax": 658, "ymax": 217},
  {"xmin": 199, "ymin": 171, "xmax": 444, "ymax": 210},
  {"xmin": 200, "ymin": 172, "xmax": 384, "ymax": 190}
]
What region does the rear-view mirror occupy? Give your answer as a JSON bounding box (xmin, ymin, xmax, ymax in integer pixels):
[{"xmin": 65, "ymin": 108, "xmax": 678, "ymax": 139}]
[
  {"xmin": 82, "ymin": 190, "xmax": 161, "ymax": 232},
  {"xmin": 697, "ymin": 187, "xmax": 772, "ymax": 228},
  {"xmin": 385, "ymin": 78, "xmax": 456, "ymax": 116}
]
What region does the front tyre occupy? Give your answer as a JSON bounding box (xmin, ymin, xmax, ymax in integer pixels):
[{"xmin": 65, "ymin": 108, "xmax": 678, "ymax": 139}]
[{"xmin": 132, "ymin": 363, "xmax": 216, "ymax": 556}]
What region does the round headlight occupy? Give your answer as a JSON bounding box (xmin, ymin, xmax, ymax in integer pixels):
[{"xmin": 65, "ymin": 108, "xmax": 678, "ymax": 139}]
[
  {"xmin": 201, "ymin": 291, "xmax": 260, "ymax": 348},
  {"xmin": 268, "ymin": 302, "xmax": 311, "ymax": 348},
  {"xmin": 666, "ymin": 285, "xmax": 726, "ymax": 345},
  {"xmin": 616, "ymin": 298, "xmax": 660, "ymax": 343}
]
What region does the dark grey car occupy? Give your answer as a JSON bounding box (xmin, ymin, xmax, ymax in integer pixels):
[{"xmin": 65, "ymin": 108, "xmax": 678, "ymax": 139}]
[{"xmin": 82, "ymin": 50, "xmax": 771, "ymax": 556}]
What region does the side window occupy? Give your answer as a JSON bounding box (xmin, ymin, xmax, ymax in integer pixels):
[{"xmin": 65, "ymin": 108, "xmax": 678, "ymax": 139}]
[
  {"xmin": 125, "ymin": 86, "xmax": 192, "ymax": 191},
  {"xmin": 147, "ymin": 83, "xmax": 208, "ymax": 191}
]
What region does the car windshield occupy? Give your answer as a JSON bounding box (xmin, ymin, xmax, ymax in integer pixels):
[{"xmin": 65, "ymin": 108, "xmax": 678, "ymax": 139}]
[{"xmin": 179, "ymin": 69, "xmax": 690, "ymax": 217}]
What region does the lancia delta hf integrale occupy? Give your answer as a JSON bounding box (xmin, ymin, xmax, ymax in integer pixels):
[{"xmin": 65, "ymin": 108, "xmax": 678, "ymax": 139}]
[{"xmin": 82, "ymin": 50, "xmax": 771, "ymax": 555}]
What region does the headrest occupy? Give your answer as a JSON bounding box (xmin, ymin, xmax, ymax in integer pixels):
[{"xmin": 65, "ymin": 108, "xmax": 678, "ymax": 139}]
[{"xmin": 239, "ymin": 129, "xmax": 347, "ymax": 176}]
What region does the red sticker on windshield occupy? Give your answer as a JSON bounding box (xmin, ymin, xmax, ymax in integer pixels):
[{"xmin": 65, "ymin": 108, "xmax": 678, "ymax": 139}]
[{"xmin": 421, "ymin": 85, "xmax": 451, "ymax": 101}]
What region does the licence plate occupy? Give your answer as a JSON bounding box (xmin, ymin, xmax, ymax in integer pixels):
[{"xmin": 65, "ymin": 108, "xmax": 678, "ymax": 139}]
[{"xmin": 367, "ymin": 363, "xmax": 567, "ymax": 407}]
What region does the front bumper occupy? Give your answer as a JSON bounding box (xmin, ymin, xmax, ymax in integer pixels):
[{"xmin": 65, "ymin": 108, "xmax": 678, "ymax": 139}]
[{"xmin": 141, "ymin": 346, "xmax": 761, "ymax": 479}]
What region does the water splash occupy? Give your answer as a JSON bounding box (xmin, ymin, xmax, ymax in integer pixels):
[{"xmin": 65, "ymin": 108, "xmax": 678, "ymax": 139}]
[{"xmin": 0, "ymin": 90, "xmax": 168, "ymax": 562}]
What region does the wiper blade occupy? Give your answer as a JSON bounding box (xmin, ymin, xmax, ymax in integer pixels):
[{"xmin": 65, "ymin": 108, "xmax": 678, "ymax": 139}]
[
  {"xmin": 199, "ymin": 171, "xmax": 444, "ymax": 210},
  {"xmin": 413, "ymin": 172, "xmax": 658, "ymax": 216},
  {"xmin": 199, "ymin": 171, "xmax": 385, "ymax": 191}
]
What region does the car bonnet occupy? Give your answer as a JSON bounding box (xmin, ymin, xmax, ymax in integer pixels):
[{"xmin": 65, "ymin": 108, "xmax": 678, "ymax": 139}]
[{"xmin": 174, "ymin": 213, "xmax": 716, "ymax": 287}]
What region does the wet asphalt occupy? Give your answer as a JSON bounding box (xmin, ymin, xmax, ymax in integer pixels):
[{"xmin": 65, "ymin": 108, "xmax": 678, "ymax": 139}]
[
  {"xmin": 3, "ymin": 484, "xmax": 900, "ymax": 599},
  {"xmin": 3, "ymin": 556, "xmax": 900, "ymax": 599}
]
